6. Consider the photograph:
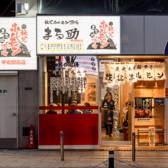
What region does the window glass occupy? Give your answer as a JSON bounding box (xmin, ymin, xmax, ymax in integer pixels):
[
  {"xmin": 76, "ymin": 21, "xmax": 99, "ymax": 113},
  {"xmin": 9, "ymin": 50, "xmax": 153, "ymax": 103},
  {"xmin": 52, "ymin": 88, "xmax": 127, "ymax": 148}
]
[{"xmin": 46, "ymin": 56, "xmax": 98, "ymax": 114}]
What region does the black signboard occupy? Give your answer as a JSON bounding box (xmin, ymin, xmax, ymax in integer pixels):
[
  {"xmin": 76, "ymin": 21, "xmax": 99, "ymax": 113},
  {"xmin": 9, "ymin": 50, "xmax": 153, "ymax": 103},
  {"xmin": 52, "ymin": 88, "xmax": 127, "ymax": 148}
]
[{"xmin": 154, "ymin": 98, "xmax": 165, "ymax": 106}]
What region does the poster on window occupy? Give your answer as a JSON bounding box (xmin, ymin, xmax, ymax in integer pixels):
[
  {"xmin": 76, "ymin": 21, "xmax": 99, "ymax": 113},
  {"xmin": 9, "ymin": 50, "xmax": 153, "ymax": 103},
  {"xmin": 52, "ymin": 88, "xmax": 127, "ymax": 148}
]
[
  {"xmin": 85, "ymin": 84, "xmax": 96, "ymax": 102},
  {"xmin": 37, "ymin": 15, "xmax": 120, "ymax": 55},
  {"xmin": 62, "ymin": 56, "xmax": 98, "ymax": 75},
  {"xmin": 0, "ymin": 18, "xmax": 36, "ymax": 70},
  {"xmin": 135, "ymin": 98, "xmax": 152, "ymax": 121}
]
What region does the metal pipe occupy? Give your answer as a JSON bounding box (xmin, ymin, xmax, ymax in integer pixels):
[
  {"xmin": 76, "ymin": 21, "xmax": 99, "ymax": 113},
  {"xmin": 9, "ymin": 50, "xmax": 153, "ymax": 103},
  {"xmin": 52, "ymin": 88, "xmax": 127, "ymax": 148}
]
[
  {"xmin": 132, "ymin": 132, "xmax": 135, "ymax": 161},
  {"xmin": 60, "ymin": 131, "xmax": 64, "ymax": 161},
  {"xmin": 109, "ymin": 150, "xmax": 114, "ymax": 168}
]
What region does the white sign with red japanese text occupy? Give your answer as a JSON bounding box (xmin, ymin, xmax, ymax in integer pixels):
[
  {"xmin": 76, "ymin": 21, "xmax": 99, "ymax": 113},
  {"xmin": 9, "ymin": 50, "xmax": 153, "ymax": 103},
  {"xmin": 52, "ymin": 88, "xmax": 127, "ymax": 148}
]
[
  {"xmin": 0, "ymin": 18, "xmax": 36, "ymax": 70},
  {"xmin": 62, "ymin": 56, "xmax": 98, "ymax": 76},
  {"xmin": 37, "ymin": 15, "xmax": 120, "ymax": 55}
]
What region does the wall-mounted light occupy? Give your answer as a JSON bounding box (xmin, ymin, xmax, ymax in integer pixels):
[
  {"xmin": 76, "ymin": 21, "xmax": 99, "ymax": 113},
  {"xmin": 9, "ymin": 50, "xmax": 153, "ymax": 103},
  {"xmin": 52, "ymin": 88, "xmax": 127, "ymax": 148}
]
[{"xmin": 24, "ymin": 2, "xmax": 29, "ymax": 14}]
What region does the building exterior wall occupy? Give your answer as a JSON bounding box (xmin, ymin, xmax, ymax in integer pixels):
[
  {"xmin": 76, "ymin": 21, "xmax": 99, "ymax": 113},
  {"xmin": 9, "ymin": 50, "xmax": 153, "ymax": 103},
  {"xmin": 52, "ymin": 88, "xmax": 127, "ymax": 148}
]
[
  {"xmin": 18, "ymin": 71, "xmax": 38, "ymax": 148},
  {"xmin": 14, "ymin": 0, "xmax": 168, "ymax": 147},
  {"xmin": 121, "ymin": 16, "xmax": 168, "ymax": 55}
]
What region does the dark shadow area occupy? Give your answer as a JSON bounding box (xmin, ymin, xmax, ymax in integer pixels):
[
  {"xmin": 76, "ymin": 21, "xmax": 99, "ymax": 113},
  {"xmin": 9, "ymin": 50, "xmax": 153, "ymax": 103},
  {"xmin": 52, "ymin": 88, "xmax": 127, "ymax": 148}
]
[{"xmin": 38, "ymin": 0, "xmax": 168, "ymax": 15}]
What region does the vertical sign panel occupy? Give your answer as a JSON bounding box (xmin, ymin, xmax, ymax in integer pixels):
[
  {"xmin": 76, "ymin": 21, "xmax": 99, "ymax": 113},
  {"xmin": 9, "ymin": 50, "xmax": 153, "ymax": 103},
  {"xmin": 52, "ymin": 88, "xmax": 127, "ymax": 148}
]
[{"xmin": 0, "ymin": 18, "xmax": 36, "ymax": 70}]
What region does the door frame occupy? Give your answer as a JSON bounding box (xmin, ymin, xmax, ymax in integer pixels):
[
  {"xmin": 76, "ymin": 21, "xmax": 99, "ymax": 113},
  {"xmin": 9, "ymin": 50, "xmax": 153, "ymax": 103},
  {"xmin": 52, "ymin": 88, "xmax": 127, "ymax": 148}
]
[{"xmin": 98, "ymin": 76, "xmax": 132, "ymax": 146}]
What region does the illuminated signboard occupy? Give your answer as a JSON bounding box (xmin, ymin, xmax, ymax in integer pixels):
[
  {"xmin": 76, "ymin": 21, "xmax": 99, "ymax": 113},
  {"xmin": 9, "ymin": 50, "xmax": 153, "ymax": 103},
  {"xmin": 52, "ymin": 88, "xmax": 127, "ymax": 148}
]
[
  {"xmin": 37, "ymin": 15, "xmax": 120, "ymax": 55},
  {"xmin": 0, "ymin": 18, "xmax": 36, "ymax": 70}
]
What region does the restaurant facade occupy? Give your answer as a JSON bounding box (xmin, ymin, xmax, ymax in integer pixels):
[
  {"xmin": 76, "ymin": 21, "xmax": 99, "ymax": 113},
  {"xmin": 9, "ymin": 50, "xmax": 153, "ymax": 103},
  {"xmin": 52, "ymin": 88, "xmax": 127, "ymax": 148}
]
[
  {"xmin": 0, "ymin": 0, "xmax": 168, "ymax": 149},
  {"xmin": 37, "ymin": 15, "xmax": 168, "ymax": 149}
]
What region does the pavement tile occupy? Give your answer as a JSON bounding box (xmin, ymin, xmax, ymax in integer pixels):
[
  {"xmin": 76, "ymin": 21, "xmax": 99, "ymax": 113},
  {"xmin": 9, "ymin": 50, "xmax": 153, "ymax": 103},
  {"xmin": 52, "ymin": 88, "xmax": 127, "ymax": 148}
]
[
  {"xmin": 127, "ymin": 161, "xmax": 143, "ymax": 166},
  {"xmin": 103, "ymin": 151, "xmax": 109, "ymax": 156},
  {"xmin": 62, "ymin": 162, "xmax": 78, "ymax": 167},
  {"xmin": 81, "ymin": 151, "xmax": 93, "ymax": 155},
  {"xmin": 116, "ymin": 162, "xmax": 130, "ymax": 167},
  {"xmin": 162, "ymin": 159, "xmax": 168, "ymax": 162},
  {"xmin": 70, "ymin": 151, "xmax": 82, "ymax": 156},
  {"xmin": 22, "ymin": 162, "xmax": 39, "ymax": 166},
  {"xmin": 142, "ymin": 163, "xmax": 156, "ymax": 167},
  {"xmin": 138, "ymin": 159, "xmax": 153, "ymax": 163},
  {"xmin": 8, "ymin": 162, "xmax": 25, "ymax": 167},
  {"xmin": 2, "ymin": 149, "xmax": 168, "ymax": 168},
  {"xmin": 80, "ymin": 155, "xmax": 93, "ymax": 159},
  {"xmin": 92, "ymin": 155, "xmax": 104, "ymax": 159},
  {"xmin": 0, "ymin": 162, "xmax": 11, "ymax": 166},
  {"xmin": 77, "ymin": 159, "xmax": 92, "ymax": 163},
  {"xmin": 151, "ymin": 159, "xmax": 163, "ymax": 163},
  {"xmin": 154, "ymin": 163, "xmax": 168, "ymax": 167},
  {"xmin": 76, "ymin": 162, "xmax": 91, "ymax": 167},
  {"xmin": 48, "ymin": 151, "xmax": 60, "ymax": 156},
  {"xmin": 50, "ymin": 162, "xmax": 64, "ymax": 167},
  {"xmin": 91, "ymin": 159, "xmax": 104, "ymax": 162},
  {"xmin": 92, "ymin": 151, "xmax": 104, "ymax": 155}
]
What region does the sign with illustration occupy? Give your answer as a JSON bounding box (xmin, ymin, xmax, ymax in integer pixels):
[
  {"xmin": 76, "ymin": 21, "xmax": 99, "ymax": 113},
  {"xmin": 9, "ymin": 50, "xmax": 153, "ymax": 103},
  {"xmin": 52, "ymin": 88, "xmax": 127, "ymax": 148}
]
[
  {"xmin": 103, "ymin": 63, "xmax": 165, "ymax": 83},
  {"xmin": 135, "ymin": 98, "xmax": 152, "ymax": 121},
  {"xmin": 37, "ymin": 15, "xmax": 120, "ymax": 55},
  {"xmin": 0, "ymin": 18, "xmax": 36, "ymax": 70},
  {"xmin": 62, "ymin": 56, "xmax": 98, "ymax": 76}
]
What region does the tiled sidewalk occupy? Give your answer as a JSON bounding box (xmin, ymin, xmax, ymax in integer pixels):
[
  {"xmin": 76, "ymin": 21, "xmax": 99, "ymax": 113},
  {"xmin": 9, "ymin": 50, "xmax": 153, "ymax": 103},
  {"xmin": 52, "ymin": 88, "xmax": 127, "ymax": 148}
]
[{"xmin": 0, "ymin": 149, "xmax": 168, "ymax": 167}]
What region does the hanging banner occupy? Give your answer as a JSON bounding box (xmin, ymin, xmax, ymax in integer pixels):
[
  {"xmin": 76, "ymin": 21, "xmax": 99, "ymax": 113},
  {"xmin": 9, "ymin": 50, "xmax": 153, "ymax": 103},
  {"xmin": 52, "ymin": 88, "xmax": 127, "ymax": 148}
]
[
  {"xmin": 0, "ymin": 18, "xmax": 36, "ymax": 70},
  {"xmin": 143, "ymin": 63, "xmax": 155, "ymax": 81},
  {"xmin": 99, "ymin": 60, "xmax": 112, "ymax": 72},
  {"xmin": 114, "ymin": 64, "xmax": 126, "ymax": 84},
  {"xmin": 134, "ymin": 63, "xmax": 144, "ymax": 81},
  {"xmin": 62, "ymin": 56, "xmax": 98, "ymax": 75},
  {"xmin": 155, "ymin": 63, "xmax": 165, "ymax": 80},
  {"xmin": 103, "ymin": 64, "xmax": 115, "ymax": 83},
  {"xmin": 37, "ymin": 15, "xmax": 120, "ymax": 55},
  {"xmin": 104, "ymin": 63, "xmax": 165, "ymax": 84},
  {"xmin": 126, "ymin": 64, "xmax": 137, "ymax": 83}
]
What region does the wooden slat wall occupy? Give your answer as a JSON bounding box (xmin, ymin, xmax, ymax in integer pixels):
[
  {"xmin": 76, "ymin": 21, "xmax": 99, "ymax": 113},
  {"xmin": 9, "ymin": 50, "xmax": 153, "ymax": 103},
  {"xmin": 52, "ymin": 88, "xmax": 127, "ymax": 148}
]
[{"xmin": 133, "ymin": 81, "xmax": 165, "ymax": 145}]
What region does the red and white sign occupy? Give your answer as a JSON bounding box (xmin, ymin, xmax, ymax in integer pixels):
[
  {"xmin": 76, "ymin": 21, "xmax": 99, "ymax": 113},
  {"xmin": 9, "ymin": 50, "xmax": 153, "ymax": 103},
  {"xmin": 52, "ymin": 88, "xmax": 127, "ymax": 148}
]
[
  {"xmin": 0, "ymin": 18, "xmax": 36, "ymax": 70},
  {"xmin": 28, "ymin": 124, "xmax": 35, "ymax": 148},
  {"xmin": 62, "ymin": 56, "xmax": 98, "ymax": 75}
]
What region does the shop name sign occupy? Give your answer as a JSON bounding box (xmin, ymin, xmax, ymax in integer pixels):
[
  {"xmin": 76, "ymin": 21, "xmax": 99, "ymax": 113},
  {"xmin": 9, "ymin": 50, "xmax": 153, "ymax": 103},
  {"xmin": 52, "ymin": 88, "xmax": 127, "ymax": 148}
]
[
  {"xmin": 103, "ymin": 63, "xmax": 165, "ymax": 83},
  {"xmin": 37, "ymin": 15, "xmax": 120, "ymax": 55},
  {"xmin": 0, "ymin": 18, "xmax": 36, "ymax": 70}
]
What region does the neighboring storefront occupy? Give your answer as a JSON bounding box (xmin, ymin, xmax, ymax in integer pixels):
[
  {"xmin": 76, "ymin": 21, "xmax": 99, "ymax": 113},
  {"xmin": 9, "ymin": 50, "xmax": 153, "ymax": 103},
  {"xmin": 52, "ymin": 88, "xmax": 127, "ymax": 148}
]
[
  {"xmin": 0, "ymin": 17, "xmax": 37, "ymax": 148},
  {"xmin": 37, "ymin": 15, "xmax": 168, "ymax": 149}
]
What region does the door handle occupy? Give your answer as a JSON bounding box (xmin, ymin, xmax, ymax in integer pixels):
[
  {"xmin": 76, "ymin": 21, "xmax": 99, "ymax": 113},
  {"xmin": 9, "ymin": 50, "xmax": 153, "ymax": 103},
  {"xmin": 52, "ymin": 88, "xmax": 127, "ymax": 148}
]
[{"xmin": 12, "ymin": 113, "xmax": 16, "ymax": 117}]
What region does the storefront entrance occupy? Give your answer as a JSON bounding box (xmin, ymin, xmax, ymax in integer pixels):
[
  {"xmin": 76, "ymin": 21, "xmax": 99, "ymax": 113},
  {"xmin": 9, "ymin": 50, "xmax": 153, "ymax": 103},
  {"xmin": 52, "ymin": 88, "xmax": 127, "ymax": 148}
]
[
  {"xmin": 99, "ymin": 59, "xmax": 166, "ymax": 147},
  {"xmin": 99, "ymin": 76, "xmax": 132, "ymax": 146}
]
